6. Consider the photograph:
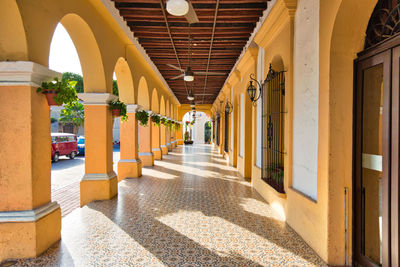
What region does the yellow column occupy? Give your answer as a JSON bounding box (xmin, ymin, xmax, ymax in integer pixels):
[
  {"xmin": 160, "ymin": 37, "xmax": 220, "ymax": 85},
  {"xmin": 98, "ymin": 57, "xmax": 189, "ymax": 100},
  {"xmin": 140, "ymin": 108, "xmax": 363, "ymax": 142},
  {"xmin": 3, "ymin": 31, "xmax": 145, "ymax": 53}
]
[
  {"xmin": 118, "ymin": 104, "xmax": 142, "ymax": 180},
  {"xmin": 177, "ymin": 122, "xmax": 183, "ymax": 145},
  {"xmin": 166, "ymin": 118, "xmax": 172, "ymax": 151},
  {"xmin": 138, "ymin": 111, "xmax": 154, "ymax": 166},
  {"xmin": 151, "ymin": 113, "xmax": 162, "ymax": 160},
  {"xmin": 78, "ymin": 93, "xmax": 118, "ymax": 207},
  {"xmin": 0, "ymin": 62, "xmax": 61, "ymax": 262},
  {"xmin": 160, "ymin": 121, "xmax": 168, "ymax": 155}
]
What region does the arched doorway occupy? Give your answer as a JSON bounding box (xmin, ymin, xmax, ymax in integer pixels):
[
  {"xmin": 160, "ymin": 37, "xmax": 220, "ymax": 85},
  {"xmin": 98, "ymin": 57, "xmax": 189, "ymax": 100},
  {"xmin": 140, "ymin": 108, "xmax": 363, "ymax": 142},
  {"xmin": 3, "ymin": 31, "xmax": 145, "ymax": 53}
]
[{"xmin": 353, "ymin": 1, "xmax": 400, "ymax": 265}]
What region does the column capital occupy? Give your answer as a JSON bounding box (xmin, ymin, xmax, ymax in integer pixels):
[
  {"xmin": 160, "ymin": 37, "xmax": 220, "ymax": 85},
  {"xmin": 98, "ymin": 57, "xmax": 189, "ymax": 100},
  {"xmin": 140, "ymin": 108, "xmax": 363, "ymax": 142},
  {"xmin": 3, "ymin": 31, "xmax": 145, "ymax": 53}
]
[
  {"xmin": 127, "ymin": 104, "xmax": 141, "ymax": 113},
  {"xmin": 0, "ymin": 61, "xmax": 62, "ymax": 87},
  {"xmin": 77, "ymin": 93, "xmax": 118, "ymax": 105}
]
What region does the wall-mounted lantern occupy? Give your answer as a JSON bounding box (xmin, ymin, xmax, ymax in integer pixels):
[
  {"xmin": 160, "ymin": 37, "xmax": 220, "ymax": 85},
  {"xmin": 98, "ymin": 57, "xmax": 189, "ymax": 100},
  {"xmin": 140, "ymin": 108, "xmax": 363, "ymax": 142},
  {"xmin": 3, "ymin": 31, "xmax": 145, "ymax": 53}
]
[
  {"xmin": 225, "ymin": 100, "xmax": 233, "ymax": 114},
  {"xmin": 247, "ymin": 74, "xmax": 261, "ymax": 104}
]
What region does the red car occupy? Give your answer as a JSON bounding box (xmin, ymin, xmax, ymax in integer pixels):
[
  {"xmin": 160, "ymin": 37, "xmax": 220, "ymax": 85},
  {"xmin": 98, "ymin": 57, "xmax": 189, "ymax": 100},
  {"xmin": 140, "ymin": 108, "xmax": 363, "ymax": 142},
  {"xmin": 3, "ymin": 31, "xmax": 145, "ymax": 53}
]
[{"xmin": 51, "ymin": 133, "xmax": 78, "ymax": 162}]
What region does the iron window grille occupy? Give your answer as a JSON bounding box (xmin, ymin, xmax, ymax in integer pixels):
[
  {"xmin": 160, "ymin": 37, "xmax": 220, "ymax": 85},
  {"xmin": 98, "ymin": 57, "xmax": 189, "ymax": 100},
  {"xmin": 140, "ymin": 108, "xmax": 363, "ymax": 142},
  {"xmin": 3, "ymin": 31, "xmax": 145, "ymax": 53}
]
[
  {"xmin": 224, "ymin": 111, "xmax": 229, "ymax": 152},
  {"xmin": 262, "ymin": 65, "xmax": 286, "ymax": 193},
  {"xmin": 216, "ymin": 115, "xmax": 220, "ymax": 146}
]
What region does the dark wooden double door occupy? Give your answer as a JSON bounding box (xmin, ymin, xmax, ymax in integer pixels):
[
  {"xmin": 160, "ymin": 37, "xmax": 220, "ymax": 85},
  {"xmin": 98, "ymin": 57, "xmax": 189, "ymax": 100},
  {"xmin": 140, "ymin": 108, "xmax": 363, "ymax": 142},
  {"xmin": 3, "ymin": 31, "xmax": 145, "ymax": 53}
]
[{"xmin": 354, "ymin": 37, "xmax": 400, "ymax": 266}]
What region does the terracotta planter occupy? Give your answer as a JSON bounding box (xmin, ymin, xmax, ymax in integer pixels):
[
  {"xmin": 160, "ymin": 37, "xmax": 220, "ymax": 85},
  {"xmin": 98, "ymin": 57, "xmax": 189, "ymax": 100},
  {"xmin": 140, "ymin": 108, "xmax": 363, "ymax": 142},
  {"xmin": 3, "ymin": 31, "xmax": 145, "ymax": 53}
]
[
  {"xmin": 112, "ymin": 109, "xmax": 121, "ymax": 117},
  {"xmin": 44, "ymin": 91, "xmax": 60, "ymax": 106}
]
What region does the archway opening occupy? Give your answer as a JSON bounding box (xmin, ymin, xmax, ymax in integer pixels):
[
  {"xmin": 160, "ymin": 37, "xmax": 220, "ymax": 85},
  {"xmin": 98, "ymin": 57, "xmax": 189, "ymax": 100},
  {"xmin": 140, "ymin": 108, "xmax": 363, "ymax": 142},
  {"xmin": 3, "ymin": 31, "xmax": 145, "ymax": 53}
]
[
  {"xmin": 182, "ymin": 111, "xmax": 210, "ymax": 144},
  {"xmin": 48, "ymin": 22, "xmax": 84, "ymax": 217}
]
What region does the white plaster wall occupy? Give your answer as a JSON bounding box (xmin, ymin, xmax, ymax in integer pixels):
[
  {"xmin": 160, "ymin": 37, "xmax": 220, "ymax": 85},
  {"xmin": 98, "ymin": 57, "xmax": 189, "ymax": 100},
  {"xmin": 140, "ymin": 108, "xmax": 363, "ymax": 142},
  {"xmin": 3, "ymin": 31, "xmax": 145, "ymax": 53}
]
[
  {"xmin": 193, "ymin": 112, "xmax": 209, "ymax": 144},
  {"xmin": 113, "ymin": 118, "xmax": 120, "ymax": 142},
  {"xmin": 240, "ymin": 94, "xmax": 245, "ymax": 157},
  {"xmin": 292, "ymin": 0, "xmax": 320, "ymax": 200},
  {"xmin": 256, "ymin": 47, "xmax": 265, "ymax": 168}
]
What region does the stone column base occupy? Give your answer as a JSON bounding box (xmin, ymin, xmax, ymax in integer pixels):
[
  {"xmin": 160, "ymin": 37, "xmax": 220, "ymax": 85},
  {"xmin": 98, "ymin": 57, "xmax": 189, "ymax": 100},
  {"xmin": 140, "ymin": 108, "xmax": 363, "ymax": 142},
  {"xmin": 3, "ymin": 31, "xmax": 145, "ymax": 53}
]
[
  {"xmin": 161, "ymin": 145, "xmax": 168, "ymax": 155},
  {"xmin": 138, "ymin": 152, "xmax": 154, "ymax": 166},
  {"xmin": 152, "ymin": 148, "xmax": 162, "ymax": 160},
  {"xmin": 118, "ymin": 159, "xmax": 142, "ymax": 181},
  {"xmin": 0, "ymin": 202, "xmax": 61, "ymax": 262},
  {"xmin": 166, "ymin": 142, "xmax": 172, "ymax": 151},
  {"xmin": 80, "ymin": 172, "xmax": 118, "ymax": 207}
]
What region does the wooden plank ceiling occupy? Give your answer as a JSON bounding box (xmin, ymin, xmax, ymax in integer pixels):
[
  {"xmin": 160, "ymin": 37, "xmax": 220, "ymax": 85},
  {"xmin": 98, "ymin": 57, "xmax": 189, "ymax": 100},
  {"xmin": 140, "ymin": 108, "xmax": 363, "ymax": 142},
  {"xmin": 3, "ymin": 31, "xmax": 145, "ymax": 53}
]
[{"xmin": 112, "ymin": 0, "xmax": 269, "ymax": 104}]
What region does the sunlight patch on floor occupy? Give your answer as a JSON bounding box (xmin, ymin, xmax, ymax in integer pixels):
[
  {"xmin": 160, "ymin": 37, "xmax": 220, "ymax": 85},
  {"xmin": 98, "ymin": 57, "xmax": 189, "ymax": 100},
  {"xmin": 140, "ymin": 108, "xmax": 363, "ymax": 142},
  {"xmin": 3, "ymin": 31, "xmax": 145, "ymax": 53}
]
[
  {"xmin": 62, "ymin": 207, "xmax": 164, "ymax": 266},
  {"xmin": 142, "ymin": 168, "xmax": 178, "ymax": 180}
]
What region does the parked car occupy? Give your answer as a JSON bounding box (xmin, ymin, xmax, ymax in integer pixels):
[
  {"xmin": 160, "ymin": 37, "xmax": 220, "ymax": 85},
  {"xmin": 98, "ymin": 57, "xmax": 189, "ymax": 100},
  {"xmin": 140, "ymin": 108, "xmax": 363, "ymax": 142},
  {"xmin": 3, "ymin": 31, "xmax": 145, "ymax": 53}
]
[
  {"xmin": 51, "ymin": 133, "xmax": 78, "ymax": 162},
  {"xmin": 77, "ymin": 136, "xmax": 85, "ymax": 155}
]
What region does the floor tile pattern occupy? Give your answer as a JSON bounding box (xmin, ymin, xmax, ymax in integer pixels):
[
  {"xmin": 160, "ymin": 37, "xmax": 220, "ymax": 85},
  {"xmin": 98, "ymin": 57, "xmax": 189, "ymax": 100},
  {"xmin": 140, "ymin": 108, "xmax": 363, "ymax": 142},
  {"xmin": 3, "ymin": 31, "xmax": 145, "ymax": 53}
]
[
  {"xmin": 51, "ymin": 182, "xmax": 80, "ymax": 217},
  {"xmin": 13, "ymin": 145, "xmax": 326, "ymax": 267}
]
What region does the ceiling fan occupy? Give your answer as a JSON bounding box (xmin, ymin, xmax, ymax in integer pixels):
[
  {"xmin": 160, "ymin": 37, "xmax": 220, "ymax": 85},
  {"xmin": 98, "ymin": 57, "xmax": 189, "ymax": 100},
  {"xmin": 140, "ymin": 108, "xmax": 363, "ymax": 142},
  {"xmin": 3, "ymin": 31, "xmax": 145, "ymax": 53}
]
[
  {"xmin": 166, "ymin": 0, "xmax": 199, "ymax": 24},
  {"xmin": 167, "ymin": 63, "xmax": 227, "ymax": 81}
]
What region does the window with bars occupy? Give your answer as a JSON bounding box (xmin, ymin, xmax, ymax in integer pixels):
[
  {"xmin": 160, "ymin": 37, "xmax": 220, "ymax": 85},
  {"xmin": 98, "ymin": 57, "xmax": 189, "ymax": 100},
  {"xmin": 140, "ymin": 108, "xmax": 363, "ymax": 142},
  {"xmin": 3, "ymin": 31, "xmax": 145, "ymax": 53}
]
[
  {"xmin": 216, "ymin": 115, "xmax": 220, "ymax": 146},
  {"xmin": 262, "ymin": 66, "xmax": 286, "ymax": 193},
  {"xmin": 224, "ymin": 111, "xmax": 229, "ymax": 152}
]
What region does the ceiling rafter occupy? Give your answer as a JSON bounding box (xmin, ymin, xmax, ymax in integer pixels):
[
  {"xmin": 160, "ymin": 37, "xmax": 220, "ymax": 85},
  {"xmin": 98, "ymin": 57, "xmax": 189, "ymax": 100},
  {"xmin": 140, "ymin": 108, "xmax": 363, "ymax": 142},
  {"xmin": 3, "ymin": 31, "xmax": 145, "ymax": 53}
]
[{"xmin": 112, "ymin": 0, "xmax": 269, "ymax": 104}]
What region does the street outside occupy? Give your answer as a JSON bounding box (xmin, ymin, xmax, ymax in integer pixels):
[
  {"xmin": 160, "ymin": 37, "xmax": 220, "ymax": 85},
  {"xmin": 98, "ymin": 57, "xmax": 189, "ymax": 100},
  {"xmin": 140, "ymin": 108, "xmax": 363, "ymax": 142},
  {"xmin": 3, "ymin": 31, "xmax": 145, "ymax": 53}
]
[{"xmin": 51, "ymin": 147, "xmax": 120, "ymax": 216}]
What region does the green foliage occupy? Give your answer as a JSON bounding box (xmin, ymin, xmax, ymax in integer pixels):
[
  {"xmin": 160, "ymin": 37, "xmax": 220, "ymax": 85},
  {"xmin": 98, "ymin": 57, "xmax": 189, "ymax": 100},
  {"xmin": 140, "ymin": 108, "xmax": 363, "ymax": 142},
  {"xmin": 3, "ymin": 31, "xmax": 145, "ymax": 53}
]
[
  {"xmin": 161, "ymin": 117, "xmax": 167, "ymax": 126},
  {"xmin": 205, "ymin": 121, "xmax": 212, "ymax": 129},
  {"xmin": 151, "ymin": 114, "xmax": 161, "ymax": 126},
  {"xmin": 37, "ymin": 77, "xmax": 78, "ymax": 105},
  {"xmin": 175, "ymin": 122, "xmax": 181, "ymax": 130},
  {"xmin": 266, "ymin": 164, "xmax": 284, "ymax": 183},
  {"xmin": 108, "ymin": 99, "xmax": 128, "ymax": 122},
  {"xmin": 136, "ymin": 110, "xmax": 149, "ymax": 126},
  {"xmin": 62, "ymin": 72, "xmax": 83, "ymax": 93},
  {"xmin": 184, "ymin": 131, "xmax": 190, "ymax": 141},
  {"xmin": 50, "ymin": 117, "xmax": 58, "ymax": 123},
  {"xmin": 59, "ymin": 101, "xmax": 84, "ymax": 133},
  {"xmin": 166, "ymin": 120, "xmax": 173, "ymax": 129},
  {"xmin": 113, "ymin": 80, "xmax": 119, "ymax": 96}
]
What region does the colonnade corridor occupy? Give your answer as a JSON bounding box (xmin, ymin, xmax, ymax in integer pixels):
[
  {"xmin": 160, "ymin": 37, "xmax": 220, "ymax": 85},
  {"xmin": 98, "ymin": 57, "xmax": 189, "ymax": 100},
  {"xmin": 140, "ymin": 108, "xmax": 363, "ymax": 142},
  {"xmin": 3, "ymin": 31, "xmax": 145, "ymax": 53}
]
[{"xmin": 15, "ymin": 145, "xmax": 324, "ymax": 267}]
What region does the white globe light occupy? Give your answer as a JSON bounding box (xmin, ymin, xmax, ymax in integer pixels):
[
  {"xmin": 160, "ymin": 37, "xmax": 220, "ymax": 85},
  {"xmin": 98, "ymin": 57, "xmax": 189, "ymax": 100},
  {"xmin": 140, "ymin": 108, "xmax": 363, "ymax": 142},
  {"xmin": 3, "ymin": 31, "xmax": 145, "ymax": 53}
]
[{"xmin": 166, "ymin": 0, "xmax": 189, "ymax": 16}]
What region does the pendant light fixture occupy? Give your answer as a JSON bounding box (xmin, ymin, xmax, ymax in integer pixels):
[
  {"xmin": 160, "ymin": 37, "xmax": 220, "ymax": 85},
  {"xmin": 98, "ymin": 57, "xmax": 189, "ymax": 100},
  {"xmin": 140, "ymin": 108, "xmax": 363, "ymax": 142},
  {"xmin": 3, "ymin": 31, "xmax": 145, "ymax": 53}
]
[
  {"xmin": 166, "ymin": 0, "xmax": 189, "ymax": 16},
  {"xmin": 187, "ymin": 89, "xmax": 195, "ymax": 101},
  {"xmin": 184, "ymin": 24, "xmax": 194, "ymax": 82}
]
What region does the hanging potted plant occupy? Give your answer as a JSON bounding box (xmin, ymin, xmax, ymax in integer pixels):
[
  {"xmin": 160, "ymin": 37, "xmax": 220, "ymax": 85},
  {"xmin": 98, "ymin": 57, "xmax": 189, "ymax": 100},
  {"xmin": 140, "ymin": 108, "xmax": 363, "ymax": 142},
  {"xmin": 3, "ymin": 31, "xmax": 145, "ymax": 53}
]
[
  {"xmin": 151, "ymin": 114, "xmax": 161, "ymax": 126},
  {"xmin": 136, "ymin": 110, "xmax": 149, "ymax": 126},
  {"xmin": 161, "ymin": 117, "xmax": 167, "ymax": 126},
  {"xmin": 166, "ymin": 119, "xmax": 173, "ymax": 129},
  {"xmin": 175, "ymin": 122, "xmax": 181, "ymax": 130},
  {"xmin": 36, "ymin": 77, "xmax": 77, "ymax": 106},
  {"xmin": 108, "ymin": 99, "xmax": 128, "ymax": 121}
]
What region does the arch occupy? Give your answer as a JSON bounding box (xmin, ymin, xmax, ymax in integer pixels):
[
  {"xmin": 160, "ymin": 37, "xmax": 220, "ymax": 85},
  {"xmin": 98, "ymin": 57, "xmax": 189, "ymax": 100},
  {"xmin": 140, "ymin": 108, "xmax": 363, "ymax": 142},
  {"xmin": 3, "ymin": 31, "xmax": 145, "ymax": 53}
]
[
  {"xmin": 160, "ymin": 96, "xmax": 166, "ymax": 116},
  {"xmin": 137, "ymin": 76, "xmax": 150, "ymax": 109},
  {"xmin": 0, "ymin": 0, "xmax": 28, "ymax": 61},
  {"xmin": 57, "ymin": 14, "xmax": 107, "ymax": 92},
  {"xmin": 323, "ymin": 0, "xmax": 378, "ymax": 263},
  {"xmin": 114, "ymin": 57, "xmax": 135, "ymax": 103},
  {"xmin": 166, "ymin": 100, "xmax": 170, "ymax": 117},
  {"xmin": 271, "ymin": 55, "xmax": 284, "ymax": 72},
  {"xmin": 151, "ymin": 89, "xmax": 159, "ymax": 113}
]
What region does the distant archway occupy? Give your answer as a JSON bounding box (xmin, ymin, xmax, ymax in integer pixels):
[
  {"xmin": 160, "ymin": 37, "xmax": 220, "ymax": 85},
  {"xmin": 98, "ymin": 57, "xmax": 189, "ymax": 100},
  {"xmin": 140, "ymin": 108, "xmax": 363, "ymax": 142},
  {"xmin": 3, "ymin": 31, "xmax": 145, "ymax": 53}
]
[
  {"xmin": 114, "ymin": 57, "xmax": 134, "ymax": 103},
  {"xmin": 137, "ymin": 76, "xmax": 150, "ymax": 109}
]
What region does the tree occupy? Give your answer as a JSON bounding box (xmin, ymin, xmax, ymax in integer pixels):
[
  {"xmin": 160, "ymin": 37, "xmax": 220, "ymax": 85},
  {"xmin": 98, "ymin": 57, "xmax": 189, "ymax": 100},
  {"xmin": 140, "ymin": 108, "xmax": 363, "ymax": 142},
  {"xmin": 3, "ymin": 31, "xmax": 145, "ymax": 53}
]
[
  {"xmin": 59, "ymin": 101, "xmax": 84, "ymax": 134},
  {"xmin": 113, "ymin": 80, "xmax": 119, "ymax": 96},
  {"xmin": 62, "ymin": 72, "xmax": 84, "ymax": 93}
]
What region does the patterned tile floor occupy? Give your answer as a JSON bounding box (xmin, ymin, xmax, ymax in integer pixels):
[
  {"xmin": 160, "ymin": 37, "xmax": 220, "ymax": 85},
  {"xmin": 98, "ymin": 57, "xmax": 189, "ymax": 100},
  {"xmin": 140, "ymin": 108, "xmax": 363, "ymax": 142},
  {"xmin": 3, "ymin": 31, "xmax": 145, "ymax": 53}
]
[{"xmin": 12, "ymin": 144, "xmax": 326, "ymax": 267}]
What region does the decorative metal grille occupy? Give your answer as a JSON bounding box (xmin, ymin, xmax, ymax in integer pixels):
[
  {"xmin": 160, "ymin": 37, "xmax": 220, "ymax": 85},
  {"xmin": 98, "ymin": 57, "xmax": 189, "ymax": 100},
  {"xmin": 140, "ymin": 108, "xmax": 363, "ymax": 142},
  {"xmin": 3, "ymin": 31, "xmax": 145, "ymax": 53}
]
[
  {"xmin": 262, "ymin": 66, "xmax": 286, "ymax": 193},
  {"xmin": 216, "ymin": 115, "xmax": 220, "ymax": 146},
  {"xmin": 224, "ymin": 111, "xmax": 229, "ymax": 152},
  {"xmin": 365, "ymin": 0, "xmax": 400, "ymax": 48}
]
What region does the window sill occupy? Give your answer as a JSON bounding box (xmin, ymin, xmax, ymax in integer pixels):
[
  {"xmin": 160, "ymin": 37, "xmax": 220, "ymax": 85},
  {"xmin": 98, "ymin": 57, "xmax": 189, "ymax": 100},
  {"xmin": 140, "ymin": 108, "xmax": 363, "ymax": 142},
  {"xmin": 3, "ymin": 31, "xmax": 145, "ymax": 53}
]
[{"xmin": 261, "ymin": 178, "xmax": 287, "ymax": 199}]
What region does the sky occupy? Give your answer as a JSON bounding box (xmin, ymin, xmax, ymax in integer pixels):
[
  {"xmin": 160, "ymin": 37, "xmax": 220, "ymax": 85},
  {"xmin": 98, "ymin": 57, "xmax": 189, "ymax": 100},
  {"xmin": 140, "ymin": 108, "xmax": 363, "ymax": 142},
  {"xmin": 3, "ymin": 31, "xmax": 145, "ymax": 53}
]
[
  {"xmin": 49, "ymin": 23, "xmax": 82, "ymax": 75},
  {"xmin": 49, "ymin": 23, "xmax": 117, "ymax": 79}
]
